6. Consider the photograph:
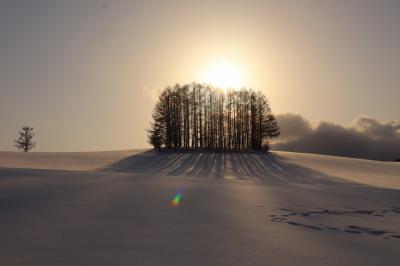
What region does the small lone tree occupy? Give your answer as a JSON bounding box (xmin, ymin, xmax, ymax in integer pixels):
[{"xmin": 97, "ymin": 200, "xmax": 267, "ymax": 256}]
[{"xmin": 15, "ymin": 126, "xmax": 36, "ymax": 152}]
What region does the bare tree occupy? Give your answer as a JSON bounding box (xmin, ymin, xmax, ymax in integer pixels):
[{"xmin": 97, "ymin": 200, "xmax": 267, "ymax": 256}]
[{"xmin": 15, "ymin": 126, "xmax": 36, "ymax": 152}]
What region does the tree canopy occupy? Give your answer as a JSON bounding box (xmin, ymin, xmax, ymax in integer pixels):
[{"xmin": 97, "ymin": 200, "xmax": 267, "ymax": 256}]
[{"xmin": 148, "ymin": 83, "xmax": 279, "ymax": 150}]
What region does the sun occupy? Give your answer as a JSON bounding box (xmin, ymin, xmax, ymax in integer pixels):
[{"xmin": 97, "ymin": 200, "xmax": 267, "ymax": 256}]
[{"xmin": 201, "ymin": 61, "xmax": 244, "ymax": 89}]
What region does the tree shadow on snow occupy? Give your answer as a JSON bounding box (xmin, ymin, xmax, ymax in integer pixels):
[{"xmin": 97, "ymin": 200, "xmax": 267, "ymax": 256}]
[{"xmin": 104, "ymin": 150, "xmax": 349, "ymax": 184}]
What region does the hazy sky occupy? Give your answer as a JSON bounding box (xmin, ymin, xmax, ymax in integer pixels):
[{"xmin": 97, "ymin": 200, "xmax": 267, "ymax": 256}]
[{"xmin": 1, "ymin": 0, "xmax": 399, "ymax": 151}]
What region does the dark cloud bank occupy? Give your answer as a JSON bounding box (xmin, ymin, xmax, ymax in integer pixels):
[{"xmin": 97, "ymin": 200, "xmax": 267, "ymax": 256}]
[{"xmin": 272, "ymin": 113, "xmax": 400, "ymax": 161}]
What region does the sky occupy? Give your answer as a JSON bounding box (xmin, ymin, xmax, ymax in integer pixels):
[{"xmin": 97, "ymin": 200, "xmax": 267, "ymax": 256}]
[{"xmin": 0, "ymin": 0, "xmax": 399, "ymax": 151}]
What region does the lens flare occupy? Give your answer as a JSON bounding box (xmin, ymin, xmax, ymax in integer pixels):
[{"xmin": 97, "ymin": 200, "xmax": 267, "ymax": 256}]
[{"xmin": 171, "ymin": 193, "xmax": 182, "ymax": 207}]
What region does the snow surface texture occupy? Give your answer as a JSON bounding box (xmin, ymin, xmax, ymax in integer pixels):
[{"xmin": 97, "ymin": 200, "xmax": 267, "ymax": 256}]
[{"xmin": 0, "ymin": 150, "xmax": 399, "ymax": 265}]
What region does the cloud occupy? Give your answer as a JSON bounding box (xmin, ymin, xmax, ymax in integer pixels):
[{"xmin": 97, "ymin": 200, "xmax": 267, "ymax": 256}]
[
  {"xmin": 272, "ymin": 113, "xmax": 400, "ymax": 161},
  {"xmin": 273, "ymin": 113, "xmax": 313, "ymax": 141},
  {"xmin": 351, "ymin": 117, "xmax": 400, "ymax": 140}
]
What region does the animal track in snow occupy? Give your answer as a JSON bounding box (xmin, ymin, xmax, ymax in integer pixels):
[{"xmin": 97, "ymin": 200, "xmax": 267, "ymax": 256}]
[{"xmin": 269, "ymin": 207, "xmax": 400, "ymax": 240}]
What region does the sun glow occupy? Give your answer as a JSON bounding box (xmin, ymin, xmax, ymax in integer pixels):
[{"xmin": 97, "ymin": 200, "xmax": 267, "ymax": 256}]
[{"xmin": 201, "ymin": 61, "xmax": 244, "ymax": 89}]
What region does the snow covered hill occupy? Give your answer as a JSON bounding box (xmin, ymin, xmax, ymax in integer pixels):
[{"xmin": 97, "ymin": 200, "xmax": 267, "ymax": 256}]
[
  {"xmin": 1, "ymin": 149, "xmax": 398, "ymax": 189},
  {"xmin": 0, "ymin": 149, "xmax": 399, "ymax": 265}
]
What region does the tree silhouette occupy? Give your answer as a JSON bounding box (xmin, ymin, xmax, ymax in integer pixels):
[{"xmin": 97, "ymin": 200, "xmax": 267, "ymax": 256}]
[
  {"xmin": 148, "ymin": 83, "xmax": 280, "ymax": 150},
  {"xmin": 15, "ymin": 126, "xmax": 36, "ymax": 152}
]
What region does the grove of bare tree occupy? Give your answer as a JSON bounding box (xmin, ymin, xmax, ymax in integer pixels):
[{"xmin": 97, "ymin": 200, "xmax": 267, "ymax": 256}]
[{"xmin": 148, "ymin": 83, "xmax": 279, "ymax": 150}]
